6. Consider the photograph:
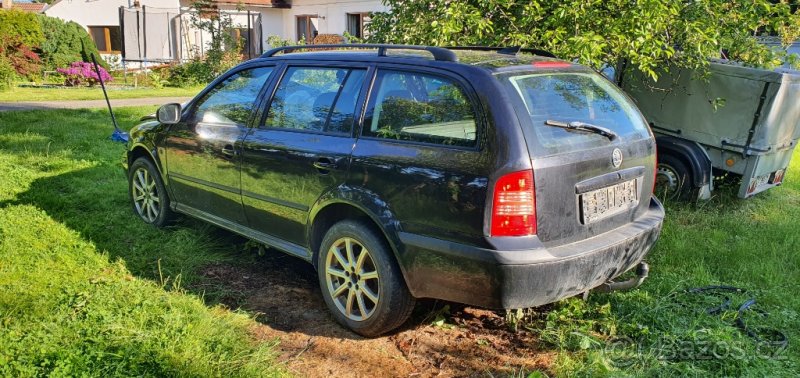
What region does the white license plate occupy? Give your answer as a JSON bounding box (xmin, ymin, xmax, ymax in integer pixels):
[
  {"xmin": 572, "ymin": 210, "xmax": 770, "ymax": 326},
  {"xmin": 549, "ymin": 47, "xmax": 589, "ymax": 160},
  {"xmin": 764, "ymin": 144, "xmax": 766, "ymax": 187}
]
[
  {"xmin": 753, "ymin": 174, "xmax": 770, "ymax": 188},
  {"xmin": 581, "ymin": 178, "xmax": 640, "ymax": 224}
]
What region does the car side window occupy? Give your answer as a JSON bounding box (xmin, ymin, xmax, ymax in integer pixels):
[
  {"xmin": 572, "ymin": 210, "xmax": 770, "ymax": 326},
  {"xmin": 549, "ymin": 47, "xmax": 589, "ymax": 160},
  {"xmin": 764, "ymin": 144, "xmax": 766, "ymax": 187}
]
[
  {"xmin": 264, "ymin": 67, "xmax": 367, "ymax": 134},
  {"xmin": 363, "ymin": 70, "xmax": 477, "ymax": 147},
  {"xmin": 191, "ymin": 67, "xmax": 273, "ymax": 125}
]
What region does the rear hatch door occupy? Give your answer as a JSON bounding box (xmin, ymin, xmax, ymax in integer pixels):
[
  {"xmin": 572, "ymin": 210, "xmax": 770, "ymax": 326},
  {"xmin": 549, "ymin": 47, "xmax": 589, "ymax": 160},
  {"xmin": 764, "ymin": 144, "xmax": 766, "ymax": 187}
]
[{"xmin": 499, "ymin": 68, "xmax": 657, "ymax": 247}]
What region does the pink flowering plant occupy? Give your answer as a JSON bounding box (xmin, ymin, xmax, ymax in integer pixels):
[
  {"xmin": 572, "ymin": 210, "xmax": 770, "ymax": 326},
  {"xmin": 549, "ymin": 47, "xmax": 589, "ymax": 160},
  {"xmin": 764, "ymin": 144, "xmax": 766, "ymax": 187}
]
[{"xmin": 57, "ymin": 61, "xmax": 112, "ymax": 86}]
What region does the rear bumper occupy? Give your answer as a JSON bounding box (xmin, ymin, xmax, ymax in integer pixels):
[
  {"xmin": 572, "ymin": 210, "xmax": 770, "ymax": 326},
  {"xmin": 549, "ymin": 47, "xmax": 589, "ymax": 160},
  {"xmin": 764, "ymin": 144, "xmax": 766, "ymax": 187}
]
[{"xmin": 398, "ymin": 196, "xmax": 665, "ymax": 309}]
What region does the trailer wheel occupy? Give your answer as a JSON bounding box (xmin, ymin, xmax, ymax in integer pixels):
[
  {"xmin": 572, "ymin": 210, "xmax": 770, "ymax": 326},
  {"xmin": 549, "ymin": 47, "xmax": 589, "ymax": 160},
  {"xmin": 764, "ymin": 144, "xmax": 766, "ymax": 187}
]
[{"xmin": 656, "ymin": 155, "xmax": 693, "ymax": 200}]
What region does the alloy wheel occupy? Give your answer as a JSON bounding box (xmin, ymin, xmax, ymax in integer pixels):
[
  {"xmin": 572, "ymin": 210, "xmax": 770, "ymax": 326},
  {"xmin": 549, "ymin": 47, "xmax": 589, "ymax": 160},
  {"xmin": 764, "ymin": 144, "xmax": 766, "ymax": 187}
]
[
  {"xmin": 131, "ymin": 167, "xmax": 161, "ymax": 223},
  {"xmin": 324, "ymin": 237, "xmax": 381, "ymax": 321}
]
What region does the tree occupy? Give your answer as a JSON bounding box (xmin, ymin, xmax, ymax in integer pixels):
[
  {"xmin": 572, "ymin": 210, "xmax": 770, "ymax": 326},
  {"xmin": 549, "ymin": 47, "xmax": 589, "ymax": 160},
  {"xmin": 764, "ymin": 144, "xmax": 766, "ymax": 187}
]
[
  {"xmin": 0, "ymin": 9, "xmax": 44, "ymax": 48},
  {"xmin": 188, "ymin": 0, "xmax": 243, "ymax": 76},
  {"xmin": 365, "ymin": 0, "xmax": 800, "ymax": 80},
  {"xmin": 37, "ymin": 15, "xmax": 106, "ymax": 71}
]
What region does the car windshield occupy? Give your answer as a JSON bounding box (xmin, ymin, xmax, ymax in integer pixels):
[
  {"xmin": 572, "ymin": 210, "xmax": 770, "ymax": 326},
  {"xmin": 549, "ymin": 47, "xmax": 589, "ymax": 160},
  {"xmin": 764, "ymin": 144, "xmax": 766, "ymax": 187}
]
[{"xmin": 502, "ymin": 72, "xmax": 650, "ymax": 154}]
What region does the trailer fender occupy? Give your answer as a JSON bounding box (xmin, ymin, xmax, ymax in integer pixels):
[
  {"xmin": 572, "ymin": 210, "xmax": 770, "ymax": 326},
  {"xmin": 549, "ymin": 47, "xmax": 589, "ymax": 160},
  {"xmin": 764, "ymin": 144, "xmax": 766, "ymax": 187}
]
[{"xmin": 655, "ymin": 135, "xmax": 712, "ymax": 189}]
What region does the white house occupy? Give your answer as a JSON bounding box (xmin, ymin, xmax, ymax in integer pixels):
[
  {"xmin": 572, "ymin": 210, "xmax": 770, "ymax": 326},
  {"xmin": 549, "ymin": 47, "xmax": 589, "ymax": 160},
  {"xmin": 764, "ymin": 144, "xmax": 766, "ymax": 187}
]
[
  {"xmin": 44, "ymin": 0, "xmax": 386, "ymax": 66},
  {"xmin": 278, "ymin": 0, "xmax": 387, "ymax": 42},
  {"xmin": 46, "ymin": 0, "xmax": 179, "ymax": 59}
]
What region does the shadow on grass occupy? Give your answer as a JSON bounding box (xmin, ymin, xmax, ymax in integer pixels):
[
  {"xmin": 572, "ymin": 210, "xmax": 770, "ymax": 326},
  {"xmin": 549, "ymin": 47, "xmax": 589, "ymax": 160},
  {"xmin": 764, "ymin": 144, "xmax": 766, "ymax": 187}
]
[
  {"xmin": 1, "ymin": 165, "xmax": 343, "ymax": 331},
  {"xmin": 3, "ymin": 165, "xmax": 553, "ymax": 373}
]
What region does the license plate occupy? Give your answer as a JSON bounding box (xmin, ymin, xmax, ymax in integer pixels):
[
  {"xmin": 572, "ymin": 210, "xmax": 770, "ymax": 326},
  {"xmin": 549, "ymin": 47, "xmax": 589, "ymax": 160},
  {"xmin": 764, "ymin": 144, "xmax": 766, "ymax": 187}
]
[
  {"xmin": 581, "ymin": 178, "xmax": 640, "ymax": 224},
  {"xmin": 747, "ymin": 174, "xmax": 771, "ymax": 195},
  {"xmin": 754, "ymin": 174, "xmax": 770, "ymax": 187}
]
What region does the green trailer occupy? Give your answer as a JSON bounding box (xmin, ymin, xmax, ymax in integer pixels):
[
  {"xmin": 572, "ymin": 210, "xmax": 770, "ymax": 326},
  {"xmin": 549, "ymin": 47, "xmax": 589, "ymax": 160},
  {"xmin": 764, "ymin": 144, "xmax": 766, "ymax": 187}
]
[{"xmin": 621, "ymin": 61, "xmax": 800, "ymax": 199}]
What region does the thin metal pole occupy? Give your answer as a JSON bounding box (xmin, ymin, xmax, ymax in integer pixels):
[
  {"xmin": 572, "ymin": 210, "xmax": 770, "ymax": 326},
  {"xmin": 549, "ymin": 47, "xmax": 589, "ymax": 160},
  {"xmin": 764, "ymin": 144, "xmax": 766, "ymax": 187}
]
[
  {"xmin": 135, "ymin": 9, "xmax": 141, "ymax": 59},
  {"xmin": 167, "ymin": 12, "xmax": 174, "ymax": 61},
  {"xmin": 91, "ymin": 54, "xmax": 119, "ymax": 132},
  {"xmin": 119, "ymin": 6, "xmax": 127, "ymax": 60},
  {"xmin": 258, "ymin": 13, "xmax": 263, "ymax": 54},
  {"xmin": 142, "ymin": 5, "xmax": 148, "ymax": 65},
  {"xmin": 247, "ymin": 10, "xmax": 252, "ymax": 59}
]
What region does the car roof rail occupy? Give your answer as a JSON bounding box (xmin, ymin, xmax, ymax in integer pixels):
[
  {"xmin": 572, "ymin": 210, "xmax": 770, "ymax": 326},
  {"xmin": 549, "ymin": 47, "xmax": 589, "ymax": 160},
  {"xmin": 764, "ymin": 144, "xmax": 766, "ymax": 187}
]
[
  {"xmin": 261, "ymin": 44, "xmax": 459, "ymax": 62},
  {"xmin": 445, "ymin": 46, "xmax": 557, "ymax": 58}
]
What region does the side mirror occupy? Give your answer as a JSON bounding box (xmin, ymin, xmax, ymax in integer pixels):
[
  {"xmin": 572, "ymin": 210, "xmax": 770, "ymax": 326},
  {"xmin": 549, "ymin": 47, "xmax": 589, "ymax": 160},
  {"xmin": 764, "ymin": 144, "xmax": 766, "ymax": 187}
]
[{"xmin": 157, "ymin": 103, "xmax": 182, "ymax": 125}]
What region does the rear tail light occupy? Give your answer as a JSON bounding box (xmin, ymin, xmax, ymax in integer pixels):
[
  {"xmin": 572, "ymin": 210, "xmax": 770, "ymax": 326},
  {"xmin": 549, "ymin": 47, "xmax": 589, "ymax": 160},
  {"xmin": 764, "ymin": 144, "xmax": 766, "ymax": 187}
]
[
  {"xmin": 490, "ymin": 170, "xmax": 536, "ymax": 237},
  {"xmin": 652, "ymin": 150, "xmax": 658, "ymax": 194}
]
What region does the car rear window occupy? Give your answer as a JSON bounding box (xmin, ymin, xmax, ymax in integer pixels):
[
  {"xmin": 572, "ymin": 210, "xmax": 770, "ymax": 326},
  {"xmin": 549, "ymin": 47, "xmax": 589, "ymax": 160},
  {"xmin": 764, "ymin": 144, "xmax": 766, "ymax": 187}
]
[{"xmin": 502, "ymin": 72, "xmax": 650, "ymax": 154}]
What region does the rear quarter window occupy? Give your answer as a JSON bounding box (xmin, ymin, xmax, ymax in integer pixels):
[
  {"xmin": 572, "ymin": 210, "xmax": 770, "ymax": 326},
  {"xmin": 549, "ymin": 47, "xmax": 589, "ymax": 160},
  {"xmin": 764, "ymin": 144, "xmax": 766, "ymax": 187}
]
[
  {"xmin": 363, "ymin": 70, "xmax": 478, "ymax": 148},
  {"xmin": 503, "ymin": 72, "xmax": 650, "ymax": 154}
]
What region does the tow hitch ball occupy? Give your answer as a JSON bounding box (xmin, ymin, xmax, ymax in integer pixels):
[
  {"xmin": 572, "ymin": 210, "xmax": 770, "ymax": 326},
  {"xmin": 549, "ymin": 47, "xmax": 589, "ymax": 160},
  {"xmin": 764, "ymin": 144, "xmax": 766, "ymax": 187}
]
[{"xmin": 594, "ymin": 262, "xmax": 650, "ymax": 293}]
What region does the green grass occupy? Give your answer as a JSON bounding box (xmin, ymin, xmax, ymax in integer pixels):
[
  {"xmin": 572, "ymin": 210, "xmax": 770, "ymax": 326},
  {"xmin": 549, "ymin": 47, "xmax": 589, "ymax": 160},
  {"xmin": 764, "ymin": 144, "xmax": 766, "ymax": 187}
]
[
  {"xmin": 0, "ymin": 107, "xmax": 285, "ymax": 377},
  {"xmin": 537, "ymin": 152, "xmax": 800, "ymax": 376},
  {"xmin": 0, "ymin": 85, "xmax": 204, "ymax": 102}
]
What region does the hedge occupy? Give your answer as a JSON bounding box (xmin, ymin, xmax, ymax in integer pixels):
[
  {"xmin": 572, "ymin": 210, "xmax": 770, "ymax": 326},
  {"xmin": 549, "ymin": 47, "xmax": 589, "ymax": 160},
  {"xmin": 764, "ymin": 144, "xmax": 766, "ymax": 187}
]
[
  {"xmin": 38, "ymin": 15, "xmax": 107, "ymax": 71},
  {"xmin": 0, "ymin": 9, "xmax": 44, "ymax": 48}
]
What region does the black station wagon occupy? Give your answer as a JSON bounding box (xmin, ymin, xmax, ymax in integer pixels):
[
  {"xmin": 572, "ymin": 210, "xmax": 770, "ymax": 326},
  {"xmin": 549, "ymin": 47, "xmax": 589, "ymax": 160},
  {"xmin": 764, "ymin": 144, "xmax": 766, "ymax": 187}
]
[{"xmin": 123, "ymin": 45, "xmax": 665, "ymax": 336}]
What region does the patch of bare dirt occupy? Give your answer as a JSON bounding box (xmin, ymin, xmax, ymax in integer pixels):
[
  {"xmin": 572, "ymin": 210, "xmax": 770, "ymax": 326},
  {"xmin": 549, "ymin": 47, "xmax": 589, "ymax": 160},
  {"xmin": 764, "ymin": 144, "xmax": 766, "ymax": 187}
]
[{"xmin": 191, "ymin": 250, "xmax": 554, "ymax": 377}]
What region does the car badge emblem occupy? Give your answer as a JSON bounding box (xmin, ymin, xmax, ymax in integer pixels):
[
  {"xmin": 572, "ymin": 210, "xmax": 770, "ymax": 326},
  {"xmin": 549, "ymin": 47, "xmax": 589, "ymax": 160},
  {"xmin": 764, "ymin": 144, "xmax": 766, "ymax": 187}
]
[{"xmin": 612, "ymin": 148, "xmax": 623, "ymax": 168}]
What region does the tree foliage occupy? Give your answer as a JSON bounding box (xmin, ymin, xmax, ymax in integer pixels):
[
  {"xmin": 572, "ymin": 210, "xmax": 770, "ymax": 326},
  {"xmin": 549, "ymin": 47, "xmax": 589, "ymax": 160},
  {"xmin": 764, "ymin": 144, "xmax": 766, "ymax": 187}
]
[
  {"xmin": 188, "ymin": 0, "xmax": 244, "ymax": 76},
  {"xmin": 0, "ymin": 56, "xmax": 15, "ymax": 90},
  {"xmin": 37, "ymin": 15, "xmax": 107, "ymax": 71},
  {"xmin": 0, "ymin": 9, "xmax": 45, "ymax": 48},
  {"xmin": 0, "ymin": 36, "xmax": 42, "ymax": 80},
  {"xmin": 366, "ymin": 0, "xmax": 800, "ymax": 79}
]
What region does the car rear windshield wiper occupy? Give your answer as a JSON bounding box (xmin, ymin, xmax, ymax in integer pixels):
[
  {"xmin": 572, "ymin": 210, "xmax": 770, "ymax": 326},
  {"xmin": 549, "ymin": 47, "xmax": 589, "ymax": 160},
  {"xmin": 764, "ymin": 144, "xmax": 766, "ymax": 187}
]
[{"xmin": 544, "ymin": 120, "xmax": 618, "ymax": 141}]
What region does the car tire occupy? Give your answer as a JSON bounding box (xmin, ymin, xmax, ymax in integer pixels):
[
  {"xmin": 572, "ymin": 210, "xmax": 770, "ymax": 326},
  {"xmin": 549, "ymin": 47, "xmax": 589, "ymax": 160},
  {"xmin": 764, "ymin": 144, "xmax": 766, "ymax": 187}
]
[
  {"xmin": 129, "ymin": 157, "xmax": 175, "ymax": 227},
  {"xmin": 656, "ymin": 154, "xmax": 694, "ymax": 200},
  {"xmin": 317, "ymin": 220, "xmax": 415, "ymax": 337}
]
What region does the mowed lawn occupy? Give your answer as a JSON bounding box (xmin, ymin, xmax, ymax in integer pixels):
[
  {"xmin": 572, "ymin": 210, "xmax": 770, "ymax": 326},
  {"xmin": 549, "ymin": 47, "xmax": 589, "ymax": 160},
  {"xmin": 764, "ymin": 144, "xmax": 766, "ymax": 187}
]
[
  {"xmin": 0, "ymin": 107, "xmax": 285, "ymax": 377},
  {"xmin": 0, "ymin": 107, "xmax": 798, "ymax": 376},
  {"xmin": 0, "ymin": 85, "xmax": 204, "ymax": 102}
]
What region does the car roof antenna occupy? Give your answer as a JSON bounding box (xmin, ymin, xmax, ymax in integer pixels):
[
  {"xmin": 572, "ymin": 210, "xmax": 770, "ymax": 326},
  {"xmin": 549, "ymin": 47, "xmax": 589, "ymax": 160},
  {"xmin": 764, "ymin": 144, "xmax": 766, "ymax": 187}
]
[{"xmin": 91, "ymin": 54, "xmax": 129, "ymax": 144}]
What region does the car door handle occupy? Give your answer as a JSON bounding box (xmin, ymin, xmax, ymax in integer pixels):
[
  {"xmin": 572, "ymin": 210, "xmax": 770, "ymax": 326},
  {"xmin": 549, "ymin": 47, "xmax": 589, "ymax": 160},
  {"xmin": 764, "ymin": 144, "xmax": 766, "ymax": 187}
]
[
  {"xmin": 313, "ymin": 158, "xmax": 338, "ymax": 173},
  {"xmin": 221, "ymin": 145, "xmax": 237, "ymax": 158}
]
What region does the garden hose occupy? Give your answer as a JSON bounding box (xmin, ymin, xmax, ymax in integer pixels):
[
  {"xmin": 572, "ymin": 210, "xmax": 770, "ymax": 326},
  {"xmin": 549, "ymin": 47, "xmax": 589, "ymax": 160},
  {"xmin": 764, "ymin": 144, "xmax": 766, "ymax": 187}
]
[{"xmin": 685, "ymin": 285, "xmax": 788, "ymax": 350}]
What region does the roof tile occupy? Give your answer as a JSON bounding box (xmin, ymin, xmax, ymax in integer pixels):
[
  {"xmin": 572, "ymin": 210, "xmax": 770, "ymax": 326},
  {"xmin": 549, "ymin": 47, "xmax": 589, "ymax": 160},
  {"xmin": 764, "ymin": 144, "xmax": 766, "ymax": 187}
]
[{"xmin": 0, "ymin": 3, "xmax": 46, "ymax": 12}]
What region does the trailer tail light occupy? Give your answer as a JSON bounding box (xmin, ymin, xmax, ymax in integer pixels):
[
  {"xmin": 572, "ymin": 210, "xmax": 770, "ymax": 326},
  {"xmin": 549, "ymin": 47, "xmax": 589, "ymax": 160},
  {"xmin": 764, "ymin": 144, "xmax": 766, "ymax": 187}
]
[
  {"xmin": 491, "ymin": 170, "xmax": 536, "ymax": 237},
  {"xmin": 747, "ymin": 179, "xmax": 758, "ymax": 195},
  {"xmin": 770, "ymin": 169, "xmax": 785, "ymax": 185}
]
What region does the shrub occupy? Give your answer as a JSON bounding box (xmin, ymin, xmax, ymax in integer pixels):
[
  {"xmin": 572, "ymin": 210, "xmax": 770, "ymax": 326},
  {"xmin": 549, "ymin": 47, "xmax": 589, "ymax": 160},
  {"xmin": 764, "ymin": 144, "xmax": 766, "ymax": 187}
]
[
  {"xmin": 0, "ymin": 56, "xmax": 15, "ymax": 91},
  {"xmin": 37, "ymin": 15, "xmax": 106, "ymax": 71},
  {"xmin": 0, "ymin": 36, "xmax": 42, "ymax": 80},
  {"xmin": 313, "ymin": 34, "xmax": 345, "ymax": 45},
  {"xmin": 165, "ymin": 60, "xmax": 213, "ymax": 87},
  {"xmin": 0, "ymin": 9, "xmax": 44, "ymax": 48},
  {"xmin": 56, "ymin": 62, "xmax": 112, "ymax": 86},
  {"xmin": 266, "ymin": 34, "xmax": 306, "ymax": 48}
]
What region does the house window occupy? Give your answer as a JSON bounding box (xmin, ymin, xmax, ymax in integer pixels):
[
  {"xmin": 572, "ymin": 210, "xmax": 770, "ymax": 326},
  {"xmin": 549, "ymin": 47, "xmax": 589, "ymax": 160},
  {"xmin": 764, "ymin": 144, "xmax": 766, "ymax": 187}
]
[
  {"xmin": 346, "ymin": 13, "xmax": 370, "ymax": 39},
  {"xmin": 88, "ymin": 26, "xmax": 122, "ymax": 53},
  {"xmin": 296, "ymin": 15, "xmax": 318, "ymax": 43}
]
